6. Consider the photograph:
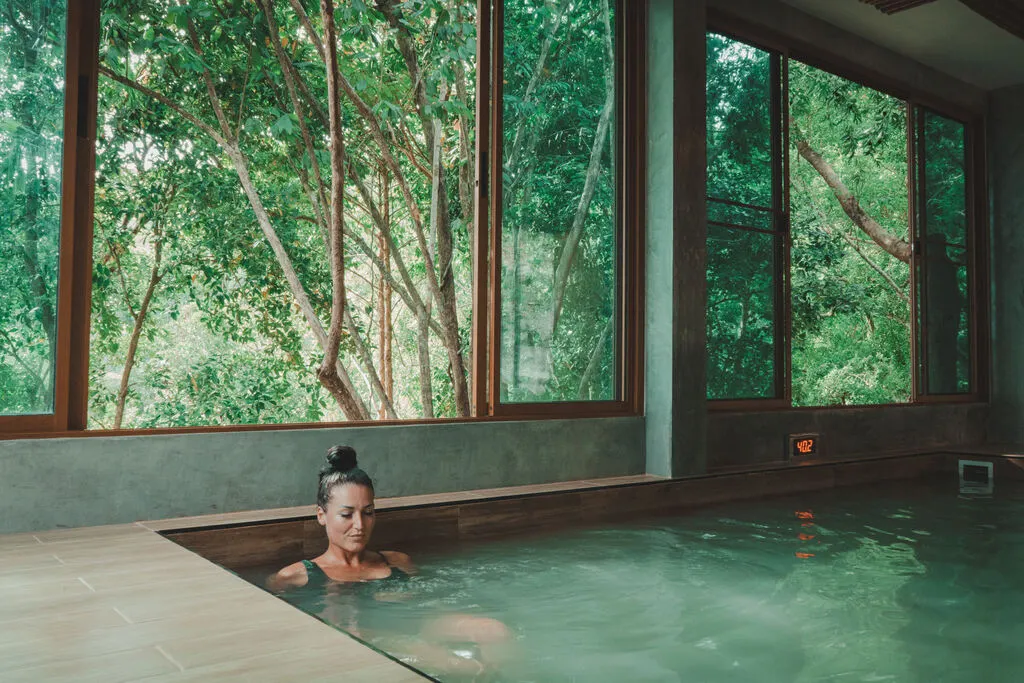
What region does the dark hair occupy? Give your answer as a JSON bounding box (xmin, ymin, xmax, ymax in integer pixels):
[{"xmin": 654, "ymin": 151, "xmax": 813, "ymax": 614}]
[{"xmin": 317, "ymin": 445, "xmax": 374, "ymax": 508}]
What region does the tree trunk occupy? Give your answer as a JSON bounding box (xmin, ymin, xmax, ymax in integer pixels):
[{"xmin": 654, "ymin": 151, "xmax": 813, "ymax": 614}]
[
  {"xmin": 378, "ymin": 166, "xmax": 394, "ymax": 418},
  {"xmin": 344, "ymin": 304, "xmax": 397, "ymax": 418},
  {"xmin": 103, "ymin": 5, "xmax": 373, "ymax": 420},
  {"xmin": 114, "ymin": 236, "xmax": 164, "ymax": 429},
  {"xmin": 260, "ymin": 0, "xmax": 331, "ymax": 229},
  {"xmin": 502, "ymin": 0, "xmax": 570, "ymax": 204},
  {"xmin": 417, "ymin": 305, "xmax": 434, "ymax": 418},
  {"xmin": 795, "ymin": 175, "xmax": 910, "ymax": 304},
  {"xmin": 795, "ymin": 138, "xmax": 912, "ymax": 264},
  {"xmin": 373, "ymin": 0, "xmax": 472, "ymax": 417},
  {"xmin": 577, "ymin": 315, "xmax": 614, "ymax": 399},
  {"xmin": 315, "ymin": 0, "xmax": 362, "ymax": 418},
  {"xmin": 550, "ymin": 0, "xmax": 615, "ymax": 332},
  {"xmin": 223, "ymin": 141, "xmax": 368, "ymax": 419}
]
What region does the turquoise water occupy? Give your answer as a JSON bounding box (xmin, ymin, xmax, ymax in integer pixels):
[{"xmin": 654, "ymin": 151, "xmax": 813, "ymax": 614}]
[{"xmin": 253, "ymin": 479, "xmax": 1024, "ymax": 682}]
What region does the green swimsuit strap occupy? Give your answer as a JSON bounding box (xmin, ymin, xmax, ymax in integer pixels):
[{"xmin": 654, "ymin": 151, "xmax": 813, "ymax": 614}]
[{"xmin": 301, "ymin": 559, "xmax": 325, "ymax": 575}]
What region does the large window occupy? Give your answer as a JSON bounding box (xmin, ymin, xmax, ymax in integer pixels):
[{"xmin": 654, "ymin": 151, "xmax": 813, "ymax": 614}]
[
  {"xmin": 706, "ymin": 31, "xmax": 982, "ymax": 407},
  {"xmin": 0, "ymin": 0, "xmax": 640, "ymax": 434},
  {"xmin": 0, "ymin": 1, "xmax": 67, "ymax": 417}
]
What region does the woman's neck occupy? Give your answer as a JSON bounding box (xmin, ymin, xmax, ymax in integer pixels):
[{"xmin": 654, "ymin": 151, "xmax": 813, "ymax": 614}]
[{"xmin": 320, "ymin": 545, "xmax": 369, "ymax": 568}]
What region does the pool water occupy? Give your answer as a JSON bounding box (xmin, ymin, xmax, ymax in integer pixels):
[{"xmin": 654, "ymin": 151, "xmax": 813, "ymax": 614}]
[{"xmin": 253, "ymin": 478, "xmax": 1024, "ymax": 682}]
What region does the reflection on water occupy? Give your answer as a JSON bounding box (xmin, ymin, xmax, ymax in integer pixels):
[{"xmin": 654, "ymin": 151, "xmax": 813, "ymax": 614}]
[{"xmin": 247, "ymin": 480, "xmax": 1024, "ymax": 682}]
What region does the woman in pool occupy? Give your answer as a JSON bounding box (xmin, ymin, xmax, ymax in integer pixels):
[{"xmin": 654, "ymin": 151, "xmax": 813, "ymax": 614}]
[
  {"xmin": 269, "ymin": 445, "xmax": 510, "ymax": 679},
  {"xmin": 269, "ymin": 445, "xmax": 414, "ymax": 588}
]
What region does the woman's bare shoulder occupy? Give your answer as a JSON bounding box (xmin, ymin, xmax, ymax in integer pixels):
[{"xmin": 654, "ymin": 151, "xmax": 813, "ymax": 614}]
[
  {"xmin": 381, "ymin": 550, "xmax": 417, "ymax": 575},
  {"xmin": 266, "ymin": 560, "xmax": 309, "ymax": 591}
]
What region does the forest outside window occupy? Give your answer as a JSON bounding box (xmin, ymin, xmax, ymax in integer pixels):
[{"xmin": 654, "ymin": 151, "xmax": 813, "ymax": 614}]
[
  {"xmin": 706, "ymin": 31, "xmax": 981, "ymax": 408},
  {"xmin": 88, "ymin": 0, "xmax": 479, "ymax": 428}
]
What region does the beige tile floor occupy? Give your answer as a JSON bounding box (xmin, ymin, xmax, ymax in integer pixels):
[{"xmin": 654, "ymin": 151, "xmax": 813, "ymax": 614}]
[
  {"xmin": 1, "ymin": 474, "xmax": 660, "ymax": 682},
  {"xmin": 0, "ymin": 522, "xmax": 426, "ymax": 682}
]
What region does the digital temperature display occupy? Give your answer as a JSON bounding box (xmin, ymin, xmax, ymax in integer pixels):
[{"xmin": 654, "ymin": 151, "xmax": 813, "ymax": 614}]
[{"xmin": 789, "ymin": 433, "xmax": 820, "ymax": 459}]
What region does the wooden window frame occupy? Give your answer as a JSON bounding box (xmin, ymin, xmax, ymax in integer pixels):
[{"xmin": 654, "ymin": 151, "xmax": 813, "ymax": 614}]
[
  {"xmin": 706, "ymin": 15, "xmax": 989, "ymax": 412},
  {"xmin": 2, "ymin": 0, "xmax": 646, "ymax": 438},
  {"xmin": 0, "ymin": 0, "xmax": 99, "ymax": 436},
  {"xmin": 482, "ymin": 0, "xmax": 646, "ymax": 419}
]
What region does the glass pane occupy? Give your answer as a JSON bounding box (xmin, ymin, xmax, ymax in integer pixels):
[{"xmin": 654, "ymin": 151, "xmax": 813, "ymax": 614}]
[
  {"xmin": 706, "ymin": 225, "xmax": 778, "ymax": 400},
  {"xmin": 924, "ymin": 245, "xmax": 971, "ymax": 394},
  {"xmin": 789, "ymin": 61, "xmax": 911, "ymax": 406},
  {"xmin": 92, "ymin": 0, "xmax": 476, "ymax": 427},
  {"xmin": 499, "ymin": 0, "xmax": 616, "ymax": 403},
  {"xmin": 920, "ymin": 112, "xmax": 970, "ymax": 395},
  {"xmin": 707, "ymin": 199, "xmax": 774, "ymax": 232},
  {"xmin": 706, "ymin": 33, "xmax": 773, "ymax": 209},
  {"xmin": 922, "ymin": 112, "xmax": 967, "ymax": 247},
  {"xmin": 0, "ymin": 1, "xmax": 67, "ymax": 416}
]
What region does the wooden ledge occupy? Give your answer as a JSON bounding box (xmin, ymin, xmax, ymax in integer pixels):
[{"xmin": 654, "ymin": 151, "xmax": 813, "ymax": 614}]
[{"xmin": 139, "ymin": 474, "xmax": 665, "ymax": 533}]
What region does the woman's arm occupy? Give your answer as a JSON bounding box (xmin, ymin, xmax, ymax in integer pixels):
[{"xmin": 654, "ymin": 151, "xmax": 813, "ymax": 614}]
[
  {"xmin": 266, "ymin": 561, "xmax": 309, "ymax": 592},
  {"xmin": 381, "ymin": 550, "xmax": 417, "ymax": 575}
]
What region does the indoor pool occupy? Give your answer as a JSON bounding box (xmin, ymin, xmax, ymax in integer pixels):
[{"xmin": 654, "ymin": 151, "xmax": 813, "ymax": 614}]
[{"xmin": 251, "ymin": 478, "xmax": 1024, "ymax": 682}]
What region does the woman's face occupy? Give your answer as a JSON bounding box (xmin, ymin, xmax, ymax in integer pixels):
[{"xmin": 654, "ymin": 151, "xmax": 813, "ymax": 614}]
[{"xmin": 317, "ymin": 483, "xmax": 376, "ymax": 554}]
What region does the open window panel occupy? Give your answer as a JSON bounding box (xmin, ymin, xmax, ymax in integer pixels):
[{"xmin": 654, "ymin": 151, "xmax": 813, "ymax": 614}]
[
  {"xmin": 787, "ymin": 58, "xmax": 914, "ymax": 408},
  {"xmin": 0, "ymin": 0, "xmax": 94, "ymax": 435},
  {"xmin": 705, "ymin": 32, "xmax": 788, "ymax": 409},
  {"xmin": 912, "ymin": 106, "xmax": 977, "ymax": 400},
  {"xmin": 487, "ymin": 0, "xmax": 642, "ymax": 418}
]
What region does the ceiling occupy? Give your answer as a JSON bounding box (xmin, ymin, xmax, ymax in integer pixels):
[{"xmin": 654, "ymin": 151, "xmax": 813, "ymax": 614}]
[{"xmin": 778, "ymin": 0, "xmax": 1024, "ymax": 90}]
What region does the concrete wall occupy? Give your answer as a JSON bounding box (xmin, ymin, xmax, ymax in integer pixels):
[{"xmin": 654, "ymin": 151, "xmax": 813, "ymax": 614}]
[
  {"xmin": 709, "ymin": 403, "xmax": 987, "ymax": 470},
  {"xmin": 0, "ymin": 417, "xmax": 644, "ymax": 533},
  {"xmin": 644, "ymin": 0, "xmax": 675, "ymax": 478},
  {"xmin": 988, "ymin": 84, "xmax": 1024, "ymax": 443}
]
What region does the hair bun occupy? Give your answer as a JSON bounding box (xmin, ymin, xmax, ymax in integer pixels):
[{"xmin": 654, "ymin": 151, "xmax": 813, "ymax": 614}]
[{"xmin": 326, "ymin": 445, "xmax": 358, "ymax": 472}]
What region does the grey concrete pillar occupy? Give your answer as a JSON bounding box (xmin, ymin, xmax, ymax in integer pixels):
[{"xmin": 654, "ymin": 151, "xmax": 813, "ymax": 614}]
[
  {"xmin": 988, "ymin": 84, "xmax": 1024, "ymax": 443},
  {"xmin": 645, "ymin": 0, "xmax": 707, "ymax": 477}
]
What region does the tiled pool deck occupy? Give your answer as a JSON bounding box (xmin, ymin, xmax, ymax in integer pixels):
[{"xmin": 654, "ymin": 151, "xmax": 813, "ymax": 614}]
[{"xmin": 0, "ymin": 475, "xmax": 662, "ymax": 682}]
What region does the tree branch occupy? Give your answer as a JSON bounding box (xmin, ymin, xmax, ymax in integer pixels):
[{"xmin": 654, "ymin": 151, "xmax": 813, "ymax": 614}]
[
  {"xmin": 795, "ymin": 138, "xmax": 912, "ymax": 264},
  {"xmin": 551, "ymin": 0, "xmax": 614, "ymax": 332},
  {"xmin": 97, "ymin": 66, "xmax": 226, "ymax": 146},
  {"xmin": 795, "ymin": 176, "xmax": 910, "ymax": 303}
]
